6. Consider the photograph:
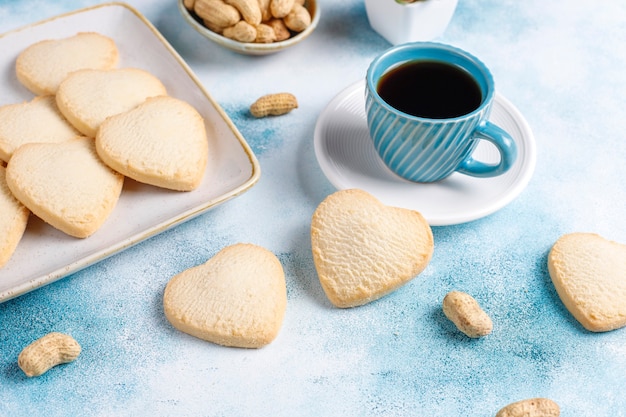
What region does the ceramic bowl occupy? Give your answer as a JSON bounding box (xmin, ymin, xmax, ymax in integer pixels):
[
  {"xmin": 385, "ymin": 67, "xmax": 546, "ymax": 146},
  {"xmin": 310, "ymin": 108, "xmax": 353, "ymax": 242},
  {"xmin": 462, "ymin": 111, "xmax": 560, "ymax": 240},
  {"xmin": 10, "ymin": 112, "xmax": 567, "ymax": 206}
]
[
  {"xmin": 178, "ymin": 0, "xmax": 320, "ymax": 56},
  {"xmin": 364, "ymin": 0, "xmax": 458, "ymax": 45}
]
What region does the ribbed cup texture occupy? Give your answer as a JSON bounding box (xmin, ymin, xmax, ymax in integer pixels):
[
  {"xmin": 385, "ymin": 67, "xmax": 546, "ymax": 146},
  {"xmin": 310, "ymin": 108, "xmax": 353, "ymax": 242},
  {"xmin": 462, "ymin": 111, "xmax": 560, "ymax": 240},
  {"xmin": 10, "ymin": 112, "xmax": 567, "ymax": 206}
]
[
  {"xmin": 365, "ymin": 88, "xmax": 490, "ymax": 182},
  {"xmin": 365, "ymin": 42, "xmax": 499, "ymax": 182}
]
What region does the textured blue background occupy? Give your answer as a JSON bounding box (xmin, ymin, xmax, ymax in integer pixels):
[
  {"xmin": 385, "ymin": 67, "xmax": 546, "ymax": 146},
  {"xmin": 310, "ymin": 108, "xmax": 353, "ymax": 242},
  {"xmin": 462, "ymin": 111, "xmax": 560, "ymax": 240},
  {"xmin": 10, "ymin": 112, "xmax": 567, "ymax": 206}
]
[{"xmin": 1, "ymin": 1, "xmax": 626, "ymax": 416}]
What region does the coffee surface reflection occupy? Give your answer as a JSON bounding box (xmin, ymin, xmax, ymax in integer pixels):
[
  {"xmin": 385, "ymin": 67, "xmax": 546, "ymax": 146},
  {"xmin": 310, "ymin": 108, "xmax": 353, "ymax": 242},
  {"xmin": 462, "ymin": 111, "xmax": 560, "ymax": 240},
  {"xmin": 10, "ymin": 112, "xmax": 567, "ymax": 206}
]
[{"xmin": 377, "ymin": 60, "xmax": 482, "ymax": 119}]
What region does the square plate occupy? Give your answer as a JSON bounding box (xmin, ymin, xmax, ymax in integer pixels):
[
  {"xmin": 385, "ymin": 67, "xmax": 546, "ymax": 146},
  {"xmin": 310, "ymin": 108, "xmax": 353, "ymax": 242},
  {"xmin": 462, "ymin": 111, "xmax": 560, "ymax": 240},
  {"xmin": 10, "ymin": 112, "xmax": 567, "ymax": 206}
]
[{"xmin": 0, "ymin": 3, "xmax": 260, "ymax": 302}]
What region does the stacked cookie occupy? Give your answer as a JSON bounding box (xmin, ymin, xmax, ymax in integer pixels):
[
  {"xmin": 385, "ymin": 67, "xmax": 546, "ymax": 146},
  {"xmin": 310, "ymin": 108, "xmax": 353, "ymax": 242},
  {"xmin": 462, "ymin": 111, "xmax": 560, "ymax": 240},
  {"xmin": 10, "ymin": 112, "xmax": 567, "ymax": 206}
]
[{"xmin": 0, "ymin": 32, "xmax": 209, "ymax": 266}]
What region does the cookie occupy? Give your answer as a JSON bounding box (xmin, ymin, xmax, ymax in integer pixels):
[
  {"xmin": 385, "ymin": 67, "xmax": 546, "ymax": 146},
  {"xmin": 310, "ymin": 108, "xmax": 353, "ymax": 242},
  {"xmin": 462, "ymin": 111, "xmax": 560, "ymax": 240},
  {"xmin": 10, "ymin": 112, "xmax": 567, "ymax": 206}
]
[
  {"xmin": 0, "ymin": 166, "xmax": 29, "ymax": 268},
  {"xmin": 163, "ymin": 243, "xmax": 287, "ymax": 348},
  {"xmin": 16, "ymin": 32, "xmax": 119, "ymax": 95},
  {"xmin": 0, "ymin": 95, "xmax": 81, "ymax": 163},
  {"xmin": 5, "ymin": 137, "xmax": 124, "ymax": 238},
  {"xmin": 311, "ymin": 188, "xmax": 434, "ymax": 308},
  {"xmin": 96, "ymin": 95, "xmax": 208, "ymax": 191},
  {"xmin": 548, "ymin": 232, "xmax": 626, "ymax": 332},
  {"xmin": 56, "ymin": 68, "xmax": 167, "ymax": 138}
]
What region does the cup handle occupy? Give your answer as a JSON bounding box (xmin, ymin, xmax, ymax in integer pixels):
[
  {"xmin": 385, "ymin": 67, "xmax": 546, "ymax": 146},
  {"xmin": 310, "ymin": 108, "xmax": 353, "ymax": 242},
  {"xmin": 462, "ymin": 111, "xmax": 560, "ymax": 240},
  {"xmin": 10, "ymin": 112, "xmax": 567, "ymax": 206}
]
[{"xmin": 456, "ymin": 121, "xmax": 518, "ymax": 178}]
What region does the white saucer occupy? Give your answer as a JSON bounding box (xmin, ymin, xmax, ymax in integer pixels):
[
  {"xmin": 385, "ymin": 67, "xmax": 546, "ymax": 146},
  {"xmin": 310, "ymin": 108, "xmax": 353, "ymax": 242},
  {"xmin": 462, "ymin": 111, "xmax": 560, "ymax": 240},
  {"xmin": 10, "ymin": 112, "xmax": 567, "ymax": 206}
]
[{"xmin": 314, "ymin": 81, "xmax": 536, "ymax": 226}]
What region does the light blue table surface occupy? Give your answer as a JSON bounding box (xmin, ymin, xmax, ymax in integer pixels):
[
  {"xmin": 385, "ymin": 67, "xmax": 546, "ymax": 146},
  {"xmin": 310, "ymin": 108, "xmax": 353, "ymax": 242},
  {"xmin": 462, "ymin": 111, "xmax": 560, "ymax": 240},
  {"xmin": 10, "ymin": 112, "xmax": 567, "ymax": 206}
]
[{"xmin": 1, "ymin": 1, "xmax": 626, "ymax": 416}]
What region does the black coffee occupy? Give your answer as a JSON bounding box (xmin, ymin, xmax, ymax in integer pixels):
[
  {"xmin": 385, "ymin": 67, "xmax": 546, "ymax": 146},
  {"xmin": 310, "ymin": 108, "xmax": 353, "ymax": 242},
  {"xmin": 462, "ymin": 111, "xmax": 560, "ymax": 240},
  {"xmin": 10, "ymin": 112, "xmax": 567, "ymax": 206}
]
[{"xmin": 377, "ymin": 60, "xmax": 482, "ymax": 119}]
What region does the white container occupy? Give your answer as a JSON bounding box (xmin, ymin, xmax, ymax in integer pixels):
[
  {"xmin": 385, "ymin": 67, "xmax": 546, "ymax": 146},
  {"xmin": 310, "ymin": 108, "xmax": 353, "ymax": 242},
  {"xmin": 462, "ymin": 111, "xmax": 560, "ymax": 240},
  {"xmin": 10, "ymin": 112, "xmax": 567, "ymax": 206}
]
[{"xmin": 364, "ymin": 0, "xmax": 458, "ymax": 45}]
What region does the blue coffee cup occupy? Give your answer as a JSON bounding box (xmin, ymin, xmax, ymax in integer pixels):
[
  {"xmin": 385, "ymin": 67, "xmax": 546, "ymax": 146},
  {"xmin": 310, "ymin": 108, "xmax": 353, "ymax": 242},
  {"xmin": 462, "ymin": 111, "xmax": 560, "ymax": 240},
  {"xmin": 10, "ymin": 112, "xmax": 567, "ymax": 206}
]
[{"xmin": 365, "ymin": 42, "xmax": 517, "ymax": 183}]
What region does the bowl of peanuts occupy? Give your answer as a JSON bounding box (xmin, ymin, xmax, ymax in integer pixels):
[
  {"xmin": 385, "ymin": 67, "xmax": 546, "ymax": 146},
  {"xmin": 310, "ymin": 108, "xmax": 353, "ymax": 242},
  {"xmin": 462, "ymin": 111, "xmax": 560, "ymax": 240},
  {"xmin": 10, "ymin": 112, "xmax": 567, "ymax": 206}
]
[{"xmin": 179, "ymin": 0, "xmax": 319, "ymax": 55}]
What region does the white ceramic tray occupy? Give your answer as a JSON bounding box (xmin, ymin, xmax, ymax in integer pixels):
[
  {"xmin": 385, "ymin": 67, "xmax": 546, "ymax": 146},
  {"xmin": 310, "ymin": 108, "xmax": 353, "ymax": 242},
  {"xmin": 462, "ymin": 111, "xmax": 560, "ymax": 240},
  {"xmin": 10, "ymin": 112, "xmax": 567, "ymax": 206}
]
[
  {"xmin": 314, "ymin": 80, "xmax": 536, "ymax": 226},
  {"xmin": 0, "ymin": 3, "xmax": 260, "ymax": 302}
]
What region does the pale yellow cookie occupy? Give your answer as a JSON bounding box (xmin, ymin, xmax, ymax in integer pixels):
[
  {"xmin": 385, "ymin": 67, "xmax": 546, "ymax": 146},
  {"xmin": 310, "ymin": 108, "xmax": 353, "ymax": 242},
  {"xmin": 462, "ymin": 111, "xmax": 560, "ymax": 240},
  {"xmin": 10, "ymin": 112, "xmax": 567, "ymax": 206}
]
[
  {"xmin": 0, "ymin": 166, "xmax": 29, "ymax": 268},
  {"xmin": 0, "ymin": 95, "xmax": 80, "ymax": 163},
  {"xmin": 163, "ymin": 243, "xmax": 287, "ymax": 348},
  {"xmin": 5, "ymin": 137, "xmax": 124, "ymax": 238},
  {"xmin": 56, "ymin": 68, "xmax": 167, "ymax": 138},
  {"xmin": 16, "ymin": 32, "xmax": 119, "ymax": 95},
  {"xmin": 96, "ymin": 96, "xmax": 208, "ymax": 191},
  {"xmin": 548, "ymin": 232, "xmax": 626, "ymax": 332},
  {"xmin": 311, "ymin": 189, "xmax": 434, "ymax": 308}
]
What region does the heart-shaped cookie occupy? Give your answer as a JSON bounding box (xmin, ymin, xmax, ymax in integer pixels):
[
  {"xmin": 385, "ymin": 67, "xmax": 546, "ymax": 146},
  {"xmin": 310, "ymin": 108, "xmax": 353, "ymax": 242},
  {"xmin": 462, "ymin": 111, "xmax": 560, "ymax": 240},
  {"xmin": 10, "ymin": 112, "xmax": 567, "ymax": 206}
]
[
  {"xmin": 311, "ymin": 189, "xmax": 434, "ymax": 308},
  {"xmin": 0, "ymin": 166, "xmax": 29, "ymax": 267},
  {"xmin": 163, "ymin": 243, "xmax": 287, "ymax": 348},
  {"xmin": 548, "ymin": 232, "xmax": 626, "ymax": 332},
  {"xmin": 56, "ymin": 68, "xmax": 167, "ymax": 138},
  {"xmin": 16, "ymin": 32, "xmax": 119, "ymax": 95},
  {"xmin": 5, "ymin": 137, "xmax": 124, "ymax": 238},
  {"xmin": 96, "ymin": 96, "xmax": 208, "ymax": 191},
  {"xmin": 0, "ymin": 95, "xmax": 80, "ymax": 163}
]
